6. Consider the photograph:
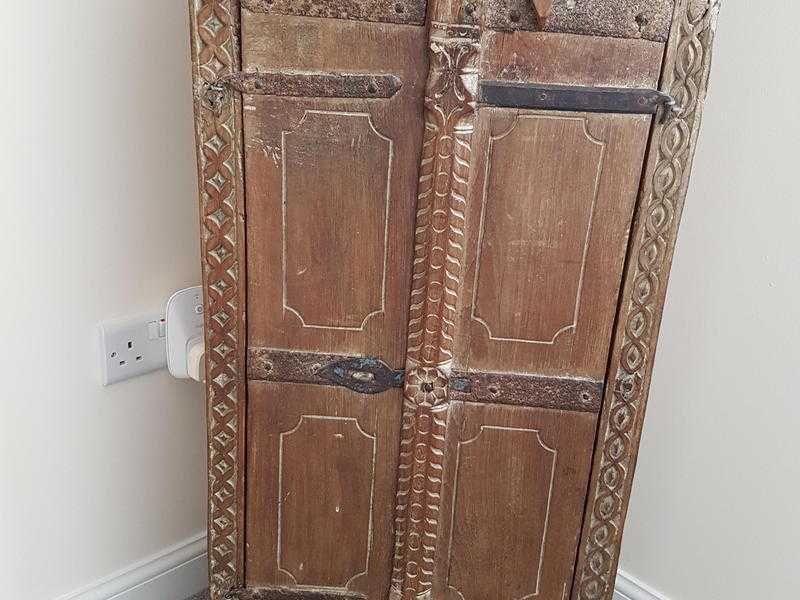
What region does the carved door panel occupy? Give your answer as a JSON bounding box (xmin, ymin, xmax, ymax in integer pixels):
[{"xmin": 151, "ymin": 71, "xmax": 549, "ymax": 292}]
[
  {"xmin": 241, "ymin": 8, "xmax": 427, "ymax": 599},
  {"xmin": 188, "ymin": 1, "xmax": 722, "ymax": 600}
]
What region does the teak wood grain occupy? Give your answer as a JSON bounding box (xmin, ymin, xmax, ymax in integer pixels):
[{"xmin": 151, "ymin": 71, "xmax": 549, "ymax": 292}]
[
  {"xmin": 246, "ymin": 382, "xmax": 401, "ymax": 597},
  {"xmin": 456, "ymin": 108, "xmax": 652, "ymax": 379},
  {"xmin": 481, "ymin": 31, "xmax": 665, "ymax": 89},
  {"xmin": 438, "ymin": 402, "xmax": 597, "ymax": 600},
  {"xmin": 187, "ymin": 1, "xmax": 722, "ymax": 600},
  {"xmin": 243, "ymin": 14, "xmax": 427, "ymax": 367}
]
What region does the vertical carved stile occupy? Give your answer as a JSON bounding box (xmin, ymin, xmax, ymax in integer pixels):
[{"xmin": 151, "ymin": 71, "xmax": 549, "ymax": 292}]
[
  {"xmin": 390, "ymin": 13, "xmax": 480, "ymax": 600},
  {"xmin": 188, "ymin": 2, "xmax": 247, "ymax": 599},
  {"xmin": 573, "ymin": 2, "xmax": 722, "ymax": 600}
]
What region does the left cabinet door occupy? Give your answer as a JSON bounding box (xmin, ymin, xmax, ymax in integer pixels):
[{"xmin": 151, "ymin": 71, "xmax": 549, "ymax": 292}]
[{"xmin": 240, "ymin": 10, "xmax": 428, "ymax": 599}]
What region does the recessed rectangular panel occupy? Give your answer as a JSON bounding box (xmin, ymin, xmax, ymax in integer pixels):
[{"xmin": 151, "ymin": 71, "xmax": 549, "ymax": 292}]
[
  {"xmin": 456, "ymin": 108, "xmax": 651, "ymax": 379},
  {"xmin": 472, "ymin": 113, "xmax": 605, "ymax": 345},
  {"xmin": 242, "ymin": 15, "xmax": 427, "ymax": 365},
  {"xmin": 246, "ymin": 382, "xmax": 401, "ymax": 598},
  {"xmin": 281, "ymin": 109, "xmax": 392, "ymax": 330},
  {"xmin": 439, "ymin": 402, "xmax": 597, "ymax": 600}
]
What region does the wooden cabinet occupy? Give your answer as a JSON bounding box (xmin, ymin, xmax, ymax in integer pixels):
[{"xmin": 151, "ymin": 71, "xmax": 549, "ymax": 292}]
[{"xmin": 187, "ymin": 1, "xmax": 722, "ymax": 599}]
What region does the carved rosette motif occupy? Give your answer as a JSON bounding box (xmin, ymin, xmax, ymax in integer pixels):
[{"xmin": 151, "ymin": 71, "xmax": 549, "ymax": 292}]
[
  {"xmin": 390, "ymin": 21, "xmax": 479, "ymax": 600},
  {"xmin": 188, "ymin": 1, "xmax": 246, "ymax": 598},
  {"xmin": 391, "ymin": 367, "xmax": 449, "ymax": 600},
  {"xmin": 573, "ymin": 2, "xmax": 722, "ymax": 600}
]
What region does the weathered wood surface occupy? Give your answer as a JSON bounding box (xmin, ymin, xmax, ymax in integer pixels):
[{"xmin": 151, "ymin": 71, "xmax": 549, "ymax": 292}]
[
  {"xmin": 187, "ymin": 1, "xmax": 722, "ymax": 600},
  {"xmin": 480, "ymin": 30, "xmax": 664, "ymax": 88},
  {"xmin": 456, "ymin": 109, "xmax": 651, "ymax": 379},
  {"xmin": 484, "ymin": 0, "xmax": 675, "ymax": 42},
  {"xmin": 245, "ymin": 382, "xmax": 400, "ymax": 597},
  {"xmin": 243, "ymin": 14, "xmax": 427, "ymax": 367},
  {"xmin": 439, "ymin": 402, "xmax": 597, "ymax": 600}
]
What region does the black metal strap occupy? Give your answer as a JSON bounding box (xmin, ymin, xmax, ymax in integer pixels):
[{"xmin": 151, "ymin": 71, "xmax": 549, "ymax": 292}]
[{"xmin": 479, "ymin": 81, "xmax": 679, "ymax": 120}]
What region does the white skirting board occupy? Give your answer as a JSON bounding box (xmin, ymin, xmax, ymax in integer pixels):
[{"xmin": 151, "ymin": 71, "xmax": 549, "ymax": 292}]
[
  {"xmin": 54, "ymin": 538, "xmax": 666, "ymax": 600},
  {"xmin": 614, "ymin": 568, "xmax": 670, "ymax": 600},
  {"xmin": 54, "ymin": 532, "xmax": 208, "ymax": 600}
]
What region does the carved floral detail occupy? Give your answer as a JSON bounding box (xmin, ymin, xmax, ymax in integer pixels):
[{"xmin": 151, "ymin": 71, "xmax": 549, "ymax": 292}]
[
  {"xmin": 405, "ymin": 367, "xmax": 448, "ymax": 406},
  {"xmin": 573, "ymin": 2, "xmax": 722, "ymax": 599},
  {"xmin": 391, "ymin": 368, "xmax": 450, "ymax": 600}
]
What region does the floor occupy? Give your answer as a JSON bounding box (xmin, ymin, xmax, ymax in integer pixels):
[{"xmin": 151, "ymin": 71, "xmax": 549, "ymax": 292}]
[{"xmin": 186, "ymin": 592, "xmax": 209, "ymax": 600}]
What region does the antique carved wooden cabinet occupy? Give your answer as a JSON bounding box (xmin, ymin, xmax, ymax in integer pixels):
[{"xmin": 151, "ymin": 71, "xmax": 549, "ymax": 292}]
[{"xmin": 187, "ymin": 1, "xmax": 721, "ymax": 599}]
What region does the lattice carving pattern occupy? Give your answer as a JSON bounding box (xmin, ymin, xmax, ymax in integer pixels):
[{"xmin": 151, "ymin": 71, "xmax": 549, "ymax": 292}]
[
  {"xmin": 574, "ymin": 3, "xmax": 721, "ymax": 599},
  {"xmin": 390, "ymin": 21, "xmax": 480, "ymax": 600},
  {"xmin": 189, "ymin": 1, "xmax": 245, "ymax": 598}
]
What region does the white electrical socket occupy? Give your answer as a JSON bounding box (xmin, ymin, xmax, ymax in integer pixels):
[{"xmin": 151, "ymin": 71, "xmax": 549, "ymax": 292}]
[{"xmin": 99, "ymin": 313, "xmax": 167, "ymax": 385}]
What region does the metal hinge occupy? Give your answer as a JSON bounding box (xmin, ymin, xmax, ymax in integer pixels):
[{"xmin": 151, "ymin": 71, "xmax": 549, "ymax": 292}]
[{"xmin": 479, "ymin": 81, "xmax": 681, "ymax": 123}]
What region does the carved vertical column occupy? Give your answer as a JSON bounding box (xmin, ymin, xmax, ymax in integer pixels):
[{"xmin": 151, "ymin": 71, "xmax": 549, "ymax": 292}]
[
  {"xmin": 188, "ymin": 2, "xmax": 247, "ymax": 599},
  {"xmin": 389, "ymin": 11, "xmax": 480, "ymax": 600},
  {"xmin": 572, "ymin": 2, "xmax": 722, "ymax": 599}
]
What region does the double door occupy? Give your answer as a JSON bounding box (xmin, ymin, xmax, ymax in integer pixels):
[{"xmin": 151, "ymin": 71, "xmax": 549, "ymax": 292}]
[{"xmin": 236, "ymin": 1, "xmax": 667, "ymax": 598}]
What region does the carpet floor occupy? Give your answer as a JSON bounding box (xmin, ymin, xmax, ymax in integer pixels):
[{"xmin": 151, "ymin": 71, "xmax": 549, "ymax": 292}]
[{"xmin": 185, "ymin": 592, "xmax": 209, "ymax": 600}]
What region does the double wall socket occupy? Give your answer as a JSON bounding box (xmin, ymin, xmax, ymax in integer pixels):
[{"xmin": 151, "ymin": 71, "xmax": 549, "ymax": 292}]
[{"xmin": 99, "ymin": 313, "xmax": 167, "ymax": 385}]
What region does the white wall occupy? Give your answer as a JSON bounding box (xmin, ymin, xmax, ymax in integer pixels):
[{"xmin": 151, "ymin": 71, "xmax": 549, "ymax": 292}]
[
  {"xmin": 1, "ymin": 3, "xmax": 206, "ymax": 599},
  {"xmin": 620, "ymin": 3, "xmax": 800, "ymax": 599}
]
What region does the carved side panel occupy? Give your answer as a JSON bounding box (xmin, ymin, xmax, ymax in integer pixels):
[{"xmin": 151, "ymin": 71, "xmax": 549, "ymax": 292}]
[
  {"xmin": 472, "ymin": 114, "xmax": 606, "ymax": 345},
  {"xmin": 457, "ymin": 109, "xmax": 651, "ymax": 380},
  {"xmin": 573, "ymin": 2, "xmax": 723, "ymax": 599},
  {"xmin": 441, "ymin": 403, "xmax": 598, "ymax": 600},
  {"xmin": 282, "ymin": 110, "xmax": 392, "ymax": 331},
  {"xmin": 246, "ymin": 383, "xmax": 401, "ymax": 599},
  {"xmin": 188, "ymin": 2, "xmax": 246, "ymax": 598}
]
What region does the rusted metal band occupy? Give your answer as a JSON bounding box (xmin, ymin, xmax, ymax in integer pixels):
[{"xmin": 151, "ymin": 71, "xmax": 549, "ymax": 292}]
[
  {"xmin": 242, "ymin": 0, "xmax": 428, "ymax": 26},
  {"xmin": 450, "ymin": 370, "xmax": 603, "ymax": 413},
  {"xmin": 479, "ymin": 81, "xmax": 676, "ymax": 116},
  {"xmin": 230, "ymin": 588, "xmax": 366, "ymax": 600},
  {"xmin": 221, "ymin": 71, "xmax": 402, "ymax": 98},
  {"xmin": 483, "ymin": 0, "xmax": 674, "ymax": 42},
  {"xmin": 248, "ymin": 348, "xmax": 403, "ymax": 395}
]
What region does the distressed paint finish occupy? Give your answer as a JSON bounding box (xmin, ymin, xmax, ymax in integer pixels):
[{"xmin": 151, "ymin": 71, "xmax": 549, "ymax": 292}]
[
  {"xmin": 573, "ymin": 2, "xmax": 723, "ymax": 599},
  {"xmin": 389, "ymin": 9, "xmax": 480, "ymax": 600},
  {"xmin": 188, "ymin": 1, "xmax": 247, "ymax": 598}
]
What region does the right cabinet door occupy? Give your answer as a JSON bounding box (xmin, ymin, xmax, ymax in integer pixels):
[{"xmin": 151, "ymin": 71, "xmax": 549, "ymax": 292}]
[{"xmin": 441, "ymin": 33, "xmax": 661, "ymax": 600}]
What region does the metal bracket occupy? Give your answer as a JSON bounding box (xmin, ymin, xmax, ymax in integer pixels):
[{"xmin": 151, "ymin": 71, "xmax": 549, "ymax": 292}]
[
  {"xmin": 317, "ymin": 357, "xmax": 404, "ymax": 395},
  {"xmin": 479, "ymin": 81, "xmax": 681, "ymax": 121}
]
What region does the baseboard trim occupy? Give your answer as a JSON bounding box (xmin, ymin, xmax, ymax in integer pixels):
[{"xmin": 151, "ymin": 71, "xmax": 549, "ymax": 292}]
[
  {"xmin": 53, "ymin": 536, "xmax": 664, "ymax": 600},
  {"xmin": 54, "ymin": 531, "xmax": 208, "ymax": 600},
  {"xmin": 614, "ymin": 568, "xmax": 669, "ymax": 600}
]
